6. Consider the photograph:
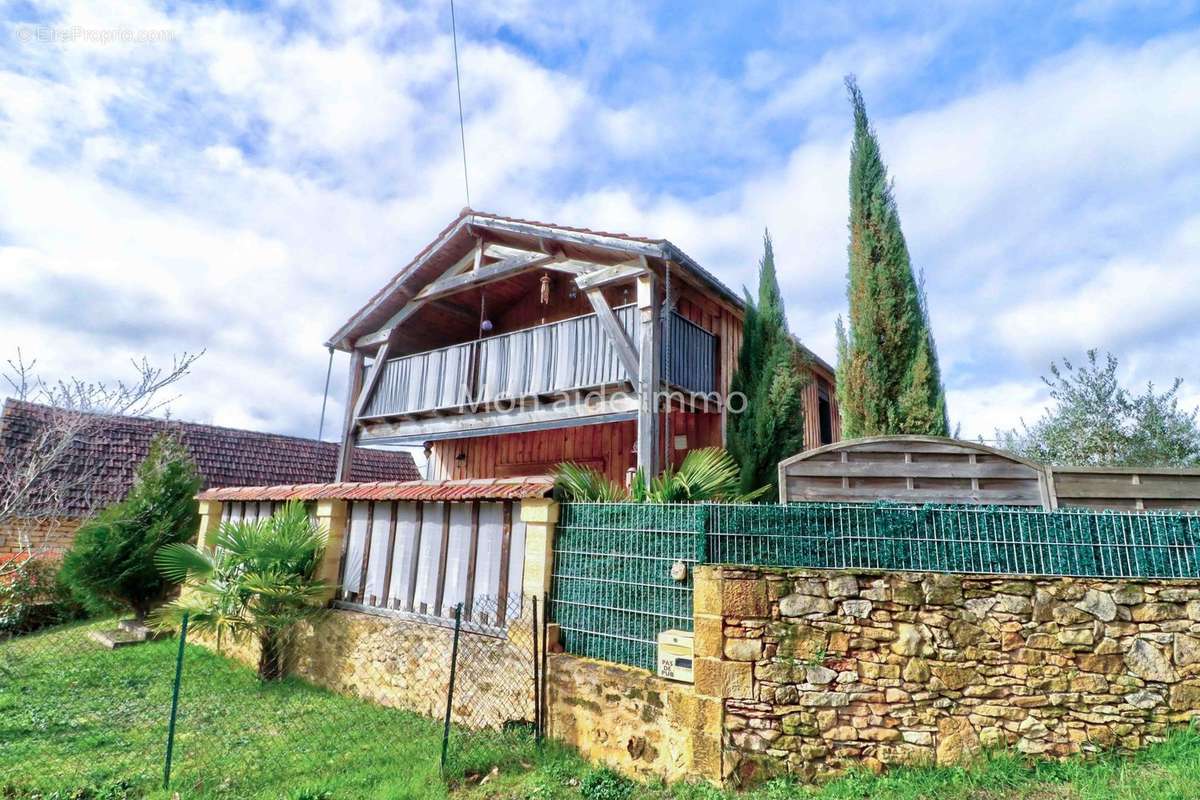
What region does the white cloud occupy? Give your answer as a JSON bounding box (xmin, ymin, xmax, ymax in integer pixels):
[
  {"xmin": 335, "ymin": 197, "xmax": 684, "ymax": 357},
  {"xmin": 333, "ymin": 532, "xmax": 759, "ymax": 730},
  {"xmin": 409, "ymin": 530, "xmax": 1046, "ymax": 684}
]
[{"xmin": 0, "ymin": 0, "xmax": 1197, "ymax": 449}]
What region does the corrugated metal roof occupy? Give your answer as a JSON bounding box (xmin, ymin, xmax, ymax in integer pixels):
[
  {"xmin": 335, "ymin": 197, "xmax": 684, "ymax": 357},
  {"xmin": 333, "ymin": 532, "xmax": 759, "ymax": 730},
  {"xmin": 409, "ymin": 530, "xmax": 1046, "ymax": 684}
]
[{"xmin": 197, "ymin": 477, "xmax": 555, "ymax": 503}]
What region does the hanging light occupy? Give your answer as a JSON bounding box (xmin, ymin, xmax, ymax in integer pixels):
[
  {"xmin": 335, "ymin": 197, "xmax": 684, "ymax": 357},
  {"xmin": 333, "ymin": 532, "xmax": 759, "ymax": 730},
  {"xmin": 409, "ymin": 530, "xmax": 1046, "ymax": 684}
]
[{"xmin": 479, "ymin": 291, "xmax": 493, "ymax": 333}]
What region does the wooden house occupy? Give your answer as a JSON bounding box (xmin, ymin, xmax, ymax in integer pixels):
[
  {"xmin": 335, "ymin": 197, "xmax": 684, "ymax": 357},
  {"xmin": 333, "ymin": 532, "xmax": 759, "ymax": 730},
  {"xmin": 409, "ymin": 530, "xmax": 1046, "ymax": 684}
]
[{"xmin": 327, "ymin": 210, "xmax": 839, "ymax": 484}]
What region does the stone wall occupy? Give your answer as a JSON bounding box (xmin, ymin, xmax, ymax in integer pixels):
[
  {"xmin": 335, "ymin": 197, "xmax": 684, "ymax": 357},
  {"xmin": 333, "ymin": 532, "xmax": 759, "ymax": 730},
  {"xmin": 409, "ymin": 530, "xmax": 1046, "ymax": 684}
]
[
  {"xmin": 194, "ymin": 606, "xmax": 536, "ymax": 729},
  {"xmin": 0, "ymin": 517, "xmax": 80, "ymax": 557},
  {"xmin": 695, "ymin": 566, "xmax": 1200, "ymax": 786},
  {"xmin": 546, "ymin": 653, "xmax": 721, "ymax": 783}
]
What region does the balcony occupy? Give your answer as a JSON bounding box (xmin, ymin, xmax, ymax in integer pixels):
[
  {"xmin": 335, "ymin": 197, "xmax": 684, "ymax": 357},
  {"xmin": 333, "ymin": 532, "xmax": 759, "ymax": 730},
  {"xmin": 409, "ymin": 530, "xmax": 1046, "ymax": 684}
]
[{"xmin": 359, "ymin": 305, "xmax": 717, "ymax": 425}]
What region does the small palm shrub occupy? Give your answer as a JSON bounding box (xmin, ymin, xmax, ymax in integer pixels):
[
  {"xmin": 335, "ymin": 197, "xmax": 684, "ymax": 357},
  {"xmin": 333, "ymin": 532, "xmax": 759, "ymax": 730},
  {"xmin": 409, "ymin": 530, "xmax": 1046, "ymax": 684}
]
[
  {"xmin": 554, "ymin": 448, "xmax": 771, "ymax": 503},
  {"xmin": 153, "ymin": 500, "xmax": 328, "ymax": 681}
]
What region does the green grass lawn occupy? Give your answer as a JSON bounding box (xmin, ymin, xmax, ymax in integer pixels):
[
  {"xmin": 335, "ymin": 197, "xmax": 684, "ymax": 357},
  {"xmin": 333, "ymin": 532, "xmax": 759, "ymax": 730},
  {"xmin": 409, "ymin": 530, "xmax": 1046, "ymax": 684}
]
[
  {"xmin": 0, "ymin": 619, "xmax": 545, "ymax": 799},
  {"xmin": 4, "ymin": 620, "xmax": 1200, "ymax": 800}
]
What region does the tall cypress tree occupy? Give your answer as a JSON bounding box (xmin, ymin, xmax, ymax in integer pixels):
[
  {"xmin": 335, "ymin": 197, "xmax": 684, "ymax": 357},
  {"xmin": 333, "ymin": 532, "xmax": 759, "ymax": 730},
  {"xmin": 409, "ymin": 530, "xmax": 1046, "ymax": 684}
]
[
  {"xmin": 728, "ymin": 231, "xmax": 810, "ymax": 496},
  {"xmin": 837, "ymin": 76, "xmax": 949, "ymax": 438}
]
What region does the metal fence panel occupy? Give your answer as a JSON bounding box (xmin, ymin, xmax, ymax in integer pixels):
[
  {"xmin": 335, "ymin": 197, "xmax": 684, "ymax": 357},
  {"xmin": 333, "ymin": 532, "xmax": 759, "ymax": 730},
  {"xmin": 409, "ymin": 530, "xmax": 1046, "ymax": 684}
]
[
  {"xmin": 549, "ymin": 503, "xmax": 703, "ymax": 671},
  {"xmin": 548, "ymin": 501, "xmax": 1200, "ymax": 670}
]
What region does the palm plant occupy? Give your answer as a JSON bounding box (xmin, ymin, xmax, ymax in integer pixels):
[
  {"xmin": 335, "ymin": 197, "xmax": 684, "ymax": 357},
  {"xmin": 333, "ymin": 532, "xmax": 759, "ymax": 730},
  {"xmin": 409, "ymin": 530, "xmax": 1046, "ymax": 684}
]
[
  {"xmin": 152, "ymin": 500, "xmax": 328, "ymax": 681},
  {"xmin": 555, "ymin": 448, "xmax": 771, "ymax": 504}
]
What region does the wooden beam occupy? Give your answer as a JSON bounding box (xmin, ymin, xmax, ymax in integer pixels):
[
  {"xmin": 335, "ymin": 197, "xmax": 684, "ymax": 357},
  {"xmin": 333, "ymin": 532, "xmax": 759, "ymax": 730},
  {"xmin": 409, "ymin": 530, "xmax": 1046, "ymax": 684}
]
[
  {"xmin": 357, "ymin": 300, "xmax": 475, "ymax": 349},
  {"xmin": 574, "ymin": 261, "xmax": 645, "ymax": 292},
  {"xmin": 351, "ymin": 341, "xmax": 391, "ymax": 421},
  {"xmin": 415, "ymin": 251, "xmax": 554, "ymax": 303},
  {"xmin": 405, "ymin": 502, "xmax": 424, "ymax": 612},
  {"xmin": 496, "ymin": 501, "xmax": 513, "ymax": 624},
  {"xmin": 357, "ymin": 501, "xmax": 375, "ymax": 604},
  {"xmin": 584, "ymin": 288, "xmax": 639, "ymax": 380},
  {"xmin": 636, "ymin": 269, "xmax": 660, "ymax": 477},
  {"xmin": 463, "ymin": 502, "xmax": 480, "ymax": 621},
  {"xmin": 327, "ymin": 216, "xmax": 470, "ymax": 348},
  {"xmin": 357, "ymin": 392, "xmax": 639, "ymax": 444},
  {"xmin": 356, "ymin": 246, "xmax": 482, "ymax": 348},
  {"xmin": 433, "ymin": 502, "xmax": 451, "ymax": 617},
  {"xmin": 335, "ymin": 349, "xmax": 365, "ymax": 482},
  {"xmin": 381, "ymin": 501, "xmax": 398, "ymax": 606}
]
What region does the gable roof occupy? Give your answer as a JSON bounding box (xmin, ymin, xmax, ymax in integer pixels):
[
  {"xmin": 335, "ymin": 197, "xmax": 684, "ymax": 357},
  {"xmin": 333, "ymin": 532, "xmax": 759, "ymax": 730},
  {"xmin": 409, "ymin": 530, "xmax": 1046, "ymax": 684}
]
[
  {"xmin": 0, "ymin": 399, "xmax": 420, "ymax": 518},
  {"xmin": 326, "ymin": 208, "xmax": 744, "ymax": 351}
]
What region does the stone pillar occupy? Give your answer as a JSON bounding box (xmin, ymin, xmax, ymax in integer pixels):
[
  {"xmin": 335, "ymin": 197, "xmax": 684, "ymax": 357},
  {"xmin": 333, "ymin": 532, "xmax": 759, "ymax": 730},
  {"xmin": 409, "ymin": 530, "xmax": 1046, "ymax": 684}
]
[
  {"xmin": 313, "ymin": 499, "xmax": 349, "ymax": 602},
  {"xmin": 196, "ymin": 500, "xmax": 223, "ymax": 551},
  {"xmin": 690, "ymin": 564, "xmax": 747, "ymax": 784},
  {"xmin": 520, "ymin": 497, "xmax": 560, "ymax": 649},
  {"xmin": 520, "ymin": 498, "xmax": 559, "ymax": 599}
]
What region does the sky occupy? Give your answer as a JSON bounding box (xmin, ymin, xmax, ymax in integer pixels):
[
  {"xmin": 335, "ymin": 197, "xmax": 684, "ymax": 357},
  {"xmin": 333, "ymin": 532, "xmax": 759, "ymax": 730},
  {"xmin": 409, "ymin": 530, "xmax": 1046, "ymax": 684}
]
[{"xmin": 1, "ymin": 0, "xmax": 1199, "ymax": 448}]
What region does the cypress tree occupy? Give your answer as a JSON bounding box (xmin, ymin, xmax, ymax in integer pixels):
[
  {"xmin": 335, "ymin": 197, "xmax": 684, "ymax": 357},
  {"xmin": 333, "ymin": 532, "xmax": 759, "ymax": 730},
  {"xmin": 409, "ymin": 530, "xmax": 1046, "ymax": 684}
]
[
  {"xmin": 728, "ymin": 231, "xmax": 810, "ymax": 496},
  {"xmin": 60, "ymin": 433, "xmax": 201, "ymax": 620},
  {"xmin": 837, "ymin": 76, "xmax": 949, "ymax": 438}
]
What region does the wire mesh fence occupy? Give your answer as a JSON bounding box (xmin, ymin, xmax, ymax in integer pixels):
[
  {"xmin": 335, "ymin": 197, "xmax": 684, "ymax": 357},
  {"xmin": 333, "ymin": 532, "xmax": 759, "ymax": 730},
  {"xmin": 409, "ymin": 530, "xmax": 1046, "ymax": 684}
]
[
  {"xmin": 548, "ymin": 501, "xmax": 1200, "ymax": 671},
  {"xmin": 549, "ymin": 503, "xmax": 704, "ymax": 671},
  {"xmin": 0, "ymin": 594, "xmax": 543, "ymax": 799},
  {"xmin": 707, "ymin": 502, "xmax": 1200, "ymax": 578}
]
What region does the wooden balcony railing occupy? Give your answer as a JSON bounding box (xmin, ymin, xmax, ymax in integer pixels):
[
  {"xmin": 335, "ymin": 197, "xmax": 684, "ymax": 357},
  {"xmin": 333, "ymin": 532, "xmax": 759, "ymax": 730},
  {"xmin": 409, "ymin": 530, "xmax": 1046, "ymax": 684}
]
[{"xmin": 360, "ymin": 305, "xmax": 716, "ymax": 419}]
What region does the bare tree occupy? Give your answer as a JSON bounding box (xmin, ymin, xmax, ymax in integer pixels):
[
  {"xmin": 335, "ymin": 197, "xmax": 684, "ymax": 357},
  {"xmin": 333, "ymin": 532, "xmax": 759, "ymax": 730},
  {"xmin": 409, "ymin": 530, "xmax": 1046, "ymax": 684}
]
[{"xmin": 0, "ymin": 349, "xmax": 203, "ymax": 577}]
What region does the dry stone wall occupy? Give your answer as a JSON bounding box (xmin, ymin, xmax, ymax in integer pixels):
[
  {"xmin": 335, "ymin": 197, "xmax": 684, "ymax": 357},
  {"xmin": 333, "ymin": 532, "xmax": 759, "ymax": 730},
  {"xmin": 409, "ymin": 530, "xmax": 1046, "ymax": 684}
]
[
  {"xmin": 546, "ymin": 653, "xmax": 722, "ymax": 783},
  {"xmin": 193, "ymin": 606, "xmax": 536, "ymax": 729},
  {"xmin": 695, "ymin": 566, "xmax": 1200, "ymax": 786}
]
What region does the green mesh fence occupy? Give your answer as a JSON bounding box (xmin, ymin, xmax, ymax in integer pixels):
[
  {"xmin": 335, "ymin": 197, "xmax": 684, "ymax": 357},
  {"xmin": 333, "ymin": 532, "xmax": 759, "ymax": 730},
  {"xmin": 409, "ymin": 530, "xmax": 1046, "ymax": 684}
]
[
  {"xmin": 549, "ymin": 503, "xmax": 705, "ymax": 671},
  {"xmin": 549, "ymin": 501, "xmax": 1200, "ymax": 670},
  {"xmin": 708, "ymin": 503, "xmax": 1200, "ymax": 578}
]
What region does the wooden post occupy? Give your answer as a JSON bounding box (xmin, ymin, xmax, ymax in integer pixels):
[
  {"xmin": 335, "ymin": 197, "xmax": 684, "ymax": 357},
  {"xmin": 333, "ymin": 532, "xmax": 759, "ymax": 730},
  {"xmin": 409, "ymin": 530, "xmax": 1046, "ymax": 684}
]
[
  {"xmin": 636, "ymin": 270, "xmax": 661, "ymax": 477},
  {"xmin": 335, "ymin": 349, "xmax": 365, "ymax": 482}
]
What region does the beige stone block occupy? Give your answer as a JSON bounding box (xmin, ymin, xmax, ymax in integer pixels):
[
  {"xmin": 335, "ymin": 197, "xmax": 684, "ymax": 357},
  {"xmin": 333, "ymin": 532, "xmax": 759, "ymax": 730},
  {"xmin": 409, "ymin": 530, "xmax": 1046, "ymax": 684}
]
[
  {"xmin": 1175, "ymin": 634, "xmax": 1200, "ymax": 666},
  {"xmin": 519, "ymin": 498, "xmax": 559, "ymax": 524},
  {"xmin": 724, "ymin": 637, "xmax": 763, "ymax": 662},
  {"xmin": 693, "ymin": 568, "xmax": 723, "ymax": 616},
  {"xmin": 723, "ymin": 579, "xmax": 770, "ymax": 617},
  {"xmin": 936, "ymin": 716, "xmax": 980, "ymax": 765},
  {"xmin": 1132, "ymin": 603, "xmax": 1183, "ymax": 622},
  {"xmin": 694, "ymin": 658, "xmax": 753, "ymax": 700},
  {"xmin": 693, "ymin": 614, "xmax": 724, "ymax": 659},
  {"xmin": 1169, "ymin": 681, "xmax": 1200, "ymax": 711},
  {"xmin": 1125, "ymin": 638, "xmax": 1177, "ymax": 683}
]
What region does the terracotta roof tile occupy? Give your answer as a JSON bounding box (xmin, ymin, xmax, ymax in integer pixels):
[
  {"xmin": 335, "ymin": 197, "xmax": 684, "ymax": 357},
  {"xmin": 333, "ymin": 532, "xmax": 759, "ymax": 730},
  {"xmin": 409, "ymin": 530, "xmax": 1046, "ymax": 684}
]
[
  {"xmin": 0, "ymin": 399, "xmax": 420, "ymax": 517},
  {"xmin": 196, "ymin": 477, "xmax": 554, "ymax": 503}
]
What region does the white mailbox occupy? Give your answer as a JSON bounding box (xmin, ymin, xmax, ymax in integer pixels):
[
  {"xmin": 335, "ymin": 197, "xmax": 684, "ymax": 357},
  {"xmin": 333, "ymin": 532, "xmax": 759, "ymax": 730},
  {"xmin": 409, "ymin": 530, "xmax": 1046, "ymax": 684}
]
[{"xmin": 656, "ymin": 629, "xmax": 695, "ymax": 683}]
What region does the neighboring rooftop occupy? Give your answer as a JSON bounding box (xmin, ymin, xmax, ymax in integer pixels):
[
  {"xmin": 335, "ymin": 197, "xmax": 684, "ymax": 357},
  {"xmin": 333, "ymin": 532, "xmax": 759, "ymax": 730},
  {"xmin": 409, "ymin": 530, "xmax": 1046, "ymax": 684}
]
[{"xmin": 0, "ymin": 399, "xmax": 420, "ymax": 517}]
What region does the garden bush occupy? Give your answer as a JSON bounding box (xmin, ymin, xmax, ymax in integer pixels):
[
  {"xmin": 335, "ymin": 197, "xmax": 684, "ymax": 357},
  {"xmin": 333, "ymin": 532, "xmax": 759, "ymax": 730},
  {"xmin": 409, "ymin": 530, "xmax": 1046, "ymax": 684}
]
[
  {"xmin": 0, "ymin": 555, "xmax": 85, "ymax": 636},
  {"xmin": 59, "ymin": 433, "xmax": 201, "ymax": 621}
]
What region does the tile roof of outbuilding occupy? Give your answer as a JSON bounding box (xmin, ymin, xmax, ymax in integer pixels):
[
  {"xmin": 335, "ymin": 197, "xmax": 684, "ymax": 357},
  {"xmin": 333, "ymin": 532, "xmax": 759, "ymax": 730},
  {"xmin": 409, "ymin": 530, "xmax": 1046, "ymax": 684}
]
[
  {"xmin": 0, "ymin": 399, "xmax": 420, "ymax": 518},
  {"xmin": 196, "ymin": 477, "xmax": 555, "ymax": 503}
]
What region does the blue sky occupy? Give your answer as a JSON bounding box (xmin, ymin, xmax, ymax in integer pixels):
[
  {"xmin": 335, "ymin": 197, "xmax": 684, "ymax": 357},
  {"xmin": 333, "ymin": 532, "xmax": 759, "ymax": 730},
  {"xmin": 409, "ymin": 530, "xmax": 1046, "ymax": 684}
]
[{"xmin": 1, "ymin": 0, "xmax": 1198, "ymax": 444}]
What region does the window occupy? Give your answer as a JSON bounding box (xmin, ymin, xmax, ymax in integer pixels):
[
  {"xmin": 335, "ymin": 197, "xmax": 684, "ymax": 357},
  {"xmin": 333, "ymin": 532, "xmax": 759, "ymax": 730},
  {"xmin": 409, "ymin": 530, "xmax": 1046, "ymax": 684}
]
[{"xmin": 818, "ymin": 384, "xmax": 834, "ymax": 446}]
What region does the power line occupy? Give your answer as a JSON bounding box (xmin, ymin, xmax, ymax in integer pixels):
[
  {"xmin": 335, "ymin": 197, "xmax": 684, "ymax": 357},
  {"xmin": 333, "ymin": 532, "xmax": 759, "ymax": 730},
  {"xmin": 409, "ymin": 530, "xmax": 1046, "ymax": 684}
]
[
  {"xmin": 449, "ymin": 0, "xmax": 471, "ymax": 208},
  {"xmin": 317, "ymin": 346, "xmax": 334, "ymax": 440}
]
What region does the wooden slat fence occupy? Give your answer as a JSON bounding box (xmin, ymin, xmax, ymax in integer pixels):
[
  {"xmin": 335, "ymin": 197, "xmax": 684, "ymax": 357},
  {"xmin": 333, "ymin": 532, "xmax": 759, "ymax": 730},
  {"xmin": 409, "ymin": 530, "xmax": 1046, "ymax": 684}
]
[
  {"xmin": 336, "ymin": 499, "xmax": 527, "ymax": 627},
  {"xmin": 779, "ymin": 436, "xmax": 1200, "ymax": 512}
]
